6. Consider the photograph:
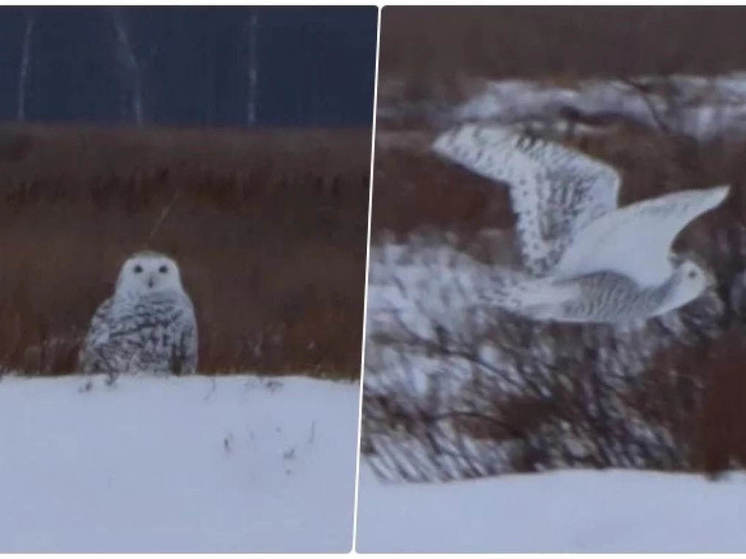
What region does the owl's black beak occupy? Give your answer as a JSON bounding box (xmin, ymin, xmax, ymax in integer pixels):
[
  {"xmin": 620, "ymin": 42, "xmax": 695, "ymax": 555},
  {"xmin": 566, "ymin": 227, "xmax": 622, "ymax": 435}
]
[{"xmin": 147, "ymin": 276, "xmax": 156, "ymax": 288}]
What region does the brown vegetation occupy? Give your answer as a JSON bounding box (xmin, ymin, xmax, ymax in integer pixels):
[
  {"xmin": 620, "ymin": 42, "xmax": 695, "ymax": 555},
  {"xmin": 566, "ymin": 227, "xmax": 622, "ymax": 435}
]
[
  {"xmin": 0, "ymin": 123, "xmax": 371, "ymax": 378},
  {"xmin": 379, "ymin": 6, "xmax": 746, "ymax": 106},
  {"xmin": 366, "ymin": 7, "xmax": 746, "ymax": 478},
  {"xmin": 695, "ymin": 327, "xmax": 746, "ymax": 475}
]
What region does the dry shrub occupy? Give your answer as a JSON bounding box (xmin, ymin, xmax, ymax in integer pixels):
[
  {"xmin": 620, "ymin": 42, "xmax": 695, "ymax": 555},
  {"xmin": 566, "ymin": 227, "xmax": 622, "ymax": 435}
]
[
  {"xmin": 0, "ymin": 123, "xmax": 371, "ymax": 378},
  {"xmin": 695, "ymin": 327, "xmax": 746, "ymax": 475},
  {"xmin": 620, "ymin": 325, "xmax": 746, "ymax": 476},
  {"xmin": 362, "ymin": 284, "xmax": 732, "ymax": 481}
]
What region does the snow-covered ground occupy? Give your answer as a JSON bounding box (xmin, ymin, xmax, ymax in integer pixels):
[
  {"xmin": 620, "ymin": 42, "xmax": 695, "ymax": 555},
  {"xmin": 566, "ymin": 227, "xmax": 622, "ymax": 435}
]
[
  {"xmin": 356, "ymin": 465, "xmax": 746, "ymax": 552},
  {"xmin": 0, "ymin": 373, "xmax": 359, "ymax": 552},
  {"xmin": 454, "ymin": 75, "xmax": 746, "ymax": 141},
  {"xmin": 381, "ymin": 73, "xmax": 746, "ymax": 143}
]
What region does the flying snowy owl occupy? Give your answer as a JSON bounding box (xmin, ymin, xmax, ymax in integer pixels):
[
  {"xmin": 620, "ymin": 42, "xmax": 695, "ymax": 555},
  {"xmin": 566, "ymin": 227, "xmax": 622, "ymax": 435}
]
[
  {"xmin": 78, "ymin": 251, "xmax": 198, "ymax": 375},
  {"xmin": 432, "ymin": 124, "xmax": 729, "ymax": 323}
]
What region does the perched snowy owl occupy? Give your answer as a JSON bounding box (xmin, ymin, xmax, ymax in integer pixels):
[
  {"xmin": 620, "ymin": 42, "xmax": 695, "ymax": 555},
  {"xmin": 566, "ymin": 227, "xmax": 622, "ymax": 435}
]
[
  {"xmin": 432, "ymin": 124, "xmax": 729, "ymax": 323},
  {"xmin": 78, "ymin": 251, "xmax": 198, "ymax": 375}
]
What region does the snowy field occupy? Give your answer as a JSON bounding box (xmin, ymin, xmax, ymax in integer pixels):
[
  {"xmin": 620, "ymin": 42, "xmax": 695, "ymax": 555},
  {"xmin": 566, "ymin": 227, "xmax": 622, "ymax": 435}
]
[
  {"xmin": 454, "ymin": 74, "xmax": 746, "ymax": 141},
  {"xmin": 380, "ymin": 73, "xmax": 746, "ymax": 143},
  {"xmin": 356, "ymin": 466, "xmax": 746, "ymax": 553},
  {"xmin": 0, "ymin": 373, "xmax": 359, "ymax": 552}
]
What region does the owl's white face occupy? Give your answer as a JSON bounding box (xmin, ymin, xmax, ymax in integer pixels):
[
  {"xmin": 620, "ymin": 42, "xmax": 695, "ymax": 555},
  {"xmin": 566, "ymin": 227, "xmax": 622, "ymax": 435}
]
[
  {"xmin": 115, "ymin": 252, "xmax": 184, "ymax": 298},
  {"xmin": 658, "ymin": 259, "xmax": 711, "ymax": 316},
  {"xmin": 678, "ymin": 260, "xmax": 710, "ymax": 293}
]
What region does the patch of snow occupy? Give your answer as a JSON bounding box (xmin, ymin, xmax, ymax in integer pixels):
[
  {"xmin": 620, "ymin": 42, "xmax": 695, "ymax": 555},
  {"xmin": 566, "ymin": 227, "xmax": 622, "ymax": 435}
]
[
  {"xmin": 377, "ymin": 73, "xmax": 746, "ymax": 143},
  {"xmin": 0, "ymin": 373, "xmax": 359, "ymax": 552},
  {"xmin": 453, "ymin": 74, "xmax": 746, "ymax": 142},
  {"xmin": 356, "ymin": 465, "xmax": 746, "ymax": 552}
]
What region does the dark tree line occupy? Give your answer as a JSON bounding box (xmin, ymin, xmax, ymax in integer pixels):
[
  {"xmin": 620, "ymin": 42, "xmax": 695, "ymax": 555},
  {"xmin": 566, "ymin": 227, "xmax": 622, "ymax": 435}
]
[{"xmin": 0, "ymin": 6, "xmax": 377, "ymax": 127}]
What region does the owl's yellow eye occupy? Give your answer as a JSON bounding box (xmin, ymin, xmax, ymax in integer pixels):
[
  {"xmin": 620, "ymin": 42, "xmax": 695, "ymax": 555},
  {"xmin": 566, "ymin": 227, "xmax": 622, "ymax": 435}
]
[
  {"xmin": 159, "ymin": 265, "xmax": 168, "ymax": 274},
  {"xmin": 134, "ymin": 265, "xmax": 143, "ymax": 274}
]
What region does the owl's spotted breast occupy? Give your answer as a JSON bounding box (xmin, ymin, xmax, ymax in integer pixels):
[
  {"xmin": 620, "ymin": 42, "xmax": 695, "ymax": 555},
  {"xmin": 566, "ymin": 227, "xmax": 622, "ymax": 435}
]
[{"xmin": 78, "ymin": 252, "xmax": 198, "ymax": 375}]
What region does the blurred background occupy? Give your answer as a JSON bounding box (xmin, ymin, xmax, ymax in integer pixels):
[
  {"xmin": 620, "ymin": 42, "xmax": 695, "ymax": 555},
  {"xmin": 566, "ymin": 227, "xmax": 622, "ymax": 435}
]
[
  {"xmin": 363, "ymin": 6, "xmax": 746, "ymax": 481},
  {"xmin": 0, "ymin": 6, "xmax": 377, "ymax": 378},
  {"xmin": 378, "ymin": 6, "xmax": 746, "ymax": 108},
  {"xmin": 0, "ymin": 6, "xmax": 375, "ymax": 126}
]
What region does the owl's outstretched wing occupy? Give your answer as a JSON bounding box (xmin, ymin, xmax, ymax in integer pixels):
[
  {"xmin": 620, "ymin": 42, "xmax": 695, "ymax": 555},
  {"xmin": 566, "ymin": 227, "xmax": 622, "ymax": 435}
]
[
  {"xmin": 78, "ymin": 297, "xmax": 114, "ymax": 373},
  {"xmin": 433, "ymin": 124, "xmax": 620, "ymax": 275},
  {"xmin": 555, "ymin": 185, "xmax": 730, "ymax": 287},
  {"xmin": 173, "ymin": 299, "xmax": 198, "ymax": 375}
]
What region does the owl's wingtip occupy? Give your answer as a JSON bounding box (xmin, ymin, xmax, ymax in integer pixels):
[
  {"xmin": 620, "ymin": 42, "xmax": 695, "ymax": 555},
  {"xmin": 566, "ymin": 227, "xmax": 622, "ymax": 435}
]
[
  {"xmin": 431, "ymin": 122, "xmax": 515, "ymax": 157},
  {"xmin": 431, "ymin": 124, "xmax": 471, "ymax": 153},
  {"xmin": 430, "ymin": 130, "xmax": 450, "ymax": 155},
  {"xmin": 709, "ymin": 184, "xmax": 731, "ymax": 206}
]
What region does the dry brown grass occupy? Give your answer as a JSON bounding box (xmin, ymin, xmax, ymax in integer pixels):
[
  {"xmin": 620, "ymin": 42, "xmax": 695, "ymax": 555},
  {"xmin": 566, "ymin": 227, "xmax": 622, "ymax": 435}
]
[
  {"xmin": 694, "ymin": 328, "xmax": 746, "ymax": 475},
  {"xmin": 0, "ymin": 123, "xmax": 371, "ymax": 378},
  {"xmin": 379, "ymin": 6, "xmax": 746, "ymax": 106}
]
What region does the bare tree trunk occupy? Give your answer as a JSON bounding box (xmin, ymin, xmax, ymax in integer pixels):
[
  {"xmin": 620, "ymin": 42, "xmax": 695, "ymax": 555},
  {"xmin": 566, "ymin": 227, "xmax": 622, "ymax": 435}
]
[
  {"xmin": 205, "ymin": 19, "xmax": 216, "ymax": 125},
  {"xmin": 246, "ymin": 11, "xmax": 259, "ymax": 126},
  {"xmin": 111, "ymin": 8, "xmax": 143, "ymax": 126},
  {"xmin": 309, "ymin": 23, "xmax": 322, "ymax": 125},
  {"xmin": 16, "ymin": 13, "xmax": 35, "ymax": 122}
]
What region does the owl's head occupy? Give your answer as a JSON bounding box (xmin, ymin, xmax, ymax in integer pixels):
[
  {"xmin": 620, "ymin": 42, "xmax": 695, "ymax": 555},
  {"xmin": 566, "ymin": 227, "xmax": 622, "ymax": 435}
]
[
  {"xmin": 677, "ymin": 259, "xmax": 711, "ymax": 291},
  {"xmin": 659, "ymin": 257, "xmax": 714, "ymax": 316},
  {"xmin": 115, "ymin": 251, "xmax": 184, "ymax": 298}
]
